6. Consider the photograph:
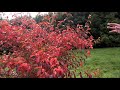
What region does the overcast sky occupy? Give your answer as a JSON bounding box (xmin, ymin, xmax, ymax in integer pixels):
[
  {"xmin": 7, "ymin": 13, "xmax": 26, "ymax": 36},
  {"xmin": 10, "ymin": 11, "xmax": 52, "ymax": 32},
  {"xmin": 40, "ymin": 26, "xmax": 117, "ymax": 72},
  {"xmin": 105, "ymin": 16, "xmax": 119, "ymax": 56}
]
[{"xmin": 0, "ymin": 12, "xmax": 48, "ymax": 20}]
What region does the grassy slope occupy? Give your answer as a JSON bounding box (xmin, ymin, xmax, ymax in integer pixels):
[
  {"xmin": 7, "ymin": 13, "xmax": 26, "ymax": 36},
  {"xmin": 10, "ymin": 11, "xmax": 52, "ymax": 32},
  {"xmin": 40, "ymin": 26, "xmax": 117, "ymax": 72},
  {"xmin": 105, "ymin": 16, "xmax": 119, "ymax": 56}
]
[{"xmin": 74, "ymin": 47, "xmax": 120, "ymax": 78}]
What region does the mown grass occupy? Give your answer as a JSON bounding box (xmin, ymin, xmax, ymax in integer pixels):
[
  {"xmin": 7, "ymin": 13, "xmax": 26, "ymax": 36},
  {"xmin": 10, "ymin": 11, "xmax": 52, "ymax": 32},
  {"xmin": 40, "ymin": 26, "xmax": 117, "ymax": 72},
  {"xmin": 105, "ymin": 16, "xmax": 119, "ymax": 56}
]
[{"xmin": 73, "ymin": 47, "xmax": 120, "ymax": 78}]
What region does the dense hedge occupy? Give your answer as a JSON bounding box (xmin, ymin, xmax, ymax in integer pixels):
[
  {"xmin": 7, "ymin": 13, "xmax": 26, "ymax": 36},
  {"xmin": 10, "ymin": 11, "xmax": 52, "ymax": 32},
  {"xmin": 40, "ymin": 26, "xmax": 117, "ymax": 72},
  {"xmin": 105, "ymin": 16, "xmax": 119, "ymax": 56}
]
[{"xmin": 0, "ymin": 13, "xmax": 93, "ymax": 78}]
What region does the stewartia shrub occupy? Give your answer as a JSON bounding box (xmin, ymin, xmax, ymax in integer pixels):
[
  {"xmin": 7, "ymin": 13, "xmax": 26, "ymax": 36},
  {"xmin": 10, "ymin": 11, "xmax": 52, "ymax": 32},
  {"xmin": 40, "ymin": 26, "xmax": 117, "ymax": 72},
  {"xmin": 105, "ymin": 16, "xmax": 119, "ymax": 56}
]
[{"xmin": 0, "ymin": 13, "xmax": 94, "ymax": 78}]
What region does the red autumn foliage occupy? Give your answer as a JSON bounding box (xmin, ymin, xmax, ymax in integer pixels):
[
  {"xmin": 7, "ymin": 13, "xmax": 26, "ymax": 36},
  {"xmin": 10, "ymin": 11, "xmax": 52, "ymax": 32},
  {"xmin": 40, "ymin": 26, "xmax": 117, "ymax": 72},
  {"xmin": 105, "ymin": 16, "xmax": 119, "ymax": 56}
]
[{"xmin": 0, "ymin": 13, "xmax": 94, "ymax": 78}]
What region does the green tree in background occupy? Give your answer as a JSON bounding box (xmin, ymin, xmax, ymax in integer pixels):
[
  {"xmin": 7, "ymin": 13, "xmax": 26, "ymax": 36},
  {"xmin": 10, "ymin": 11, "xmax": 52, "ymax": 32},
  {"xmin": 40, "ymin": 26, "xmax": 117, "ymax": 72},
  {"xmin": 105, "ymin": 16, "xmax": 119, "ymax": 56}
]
[
  {"xmin": 34, "ymin": 14, "xmax": 43, "ymax": 23},
  {"xmin": 90, "ymin": 12, "xmax": 120, "ymax": 47},
  {"xmin": 54, "ymin": 12, "xmax": 90, "ymax": 27}
]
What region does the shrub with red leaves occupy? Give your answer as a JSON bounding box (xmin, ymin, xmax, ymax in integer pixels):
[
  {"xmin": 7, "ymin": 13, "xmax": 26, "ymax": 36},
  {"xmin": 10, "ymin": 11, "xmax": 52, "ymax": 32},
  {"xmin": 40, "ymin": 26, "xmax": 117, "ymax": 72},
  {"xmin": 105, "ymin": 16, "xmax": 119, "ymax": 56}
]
[{"xmin": 0, "ymin": 13, "xmax": 94, "ymax": 78}]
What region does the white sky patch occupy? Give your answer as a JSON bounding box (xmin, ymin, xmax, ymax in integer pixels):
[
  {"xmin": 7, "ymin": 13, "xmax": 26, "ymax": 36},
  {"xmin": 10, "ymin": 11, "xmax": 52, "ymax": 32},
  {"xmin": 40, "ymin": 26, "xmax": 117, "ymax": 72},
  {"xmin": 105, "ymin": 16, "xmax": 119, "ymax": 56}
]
[{"xmin": 0, "ymin": 12, "xmax": 48, "ymax": 20}]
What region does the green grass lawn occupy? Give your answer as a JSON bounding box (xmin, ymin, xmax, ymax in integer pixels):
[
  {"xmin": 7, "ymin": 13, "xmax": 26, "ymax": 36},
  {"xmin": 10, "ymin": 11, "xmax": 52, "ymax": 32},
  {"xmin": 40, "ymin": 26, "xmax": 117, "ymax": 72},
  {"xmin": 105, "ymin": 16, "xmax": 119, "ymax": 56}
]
[{"xmin": 73, "ymin": 47, "xmax": 120, "ymax": 78}]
